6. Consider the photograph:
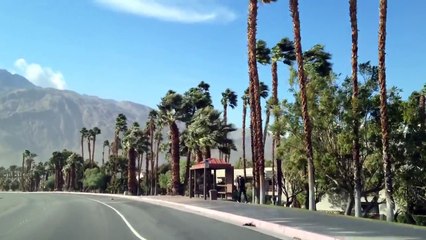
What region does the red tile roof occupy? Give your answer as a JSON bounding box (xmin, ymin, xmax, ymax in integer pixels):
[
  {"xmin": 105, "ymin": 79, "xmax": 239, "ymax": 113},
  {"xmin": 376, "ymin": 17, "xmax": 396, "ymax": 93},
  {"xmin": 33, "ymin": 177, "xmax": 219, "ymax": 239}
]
[{"xmin": 190, "ymin": 158, "xmax": 233, "ymax": 170}]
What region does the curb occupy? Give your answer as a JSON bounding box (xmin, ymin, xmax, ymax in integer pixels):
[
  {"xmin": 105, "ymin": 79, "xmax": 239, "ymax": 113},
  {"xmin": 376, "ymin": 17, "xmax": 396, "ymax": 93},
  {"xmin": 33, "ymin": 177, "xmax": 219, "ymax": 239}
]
[{"xmin": 34, "ymin": 192, "xmax": 343, "ymax": 240}]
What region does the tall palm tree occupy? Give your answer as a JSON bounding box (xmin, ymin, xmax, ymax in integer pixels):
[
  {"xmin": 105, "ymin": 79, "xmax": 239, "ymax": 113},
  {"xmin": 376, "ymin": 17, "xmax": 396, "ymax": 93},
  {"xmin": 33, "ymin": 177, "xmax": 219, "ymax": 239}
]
[
  {"xmin": 102, "ymin": 140, "xmax": 110, "ymax": 166},
  {"xmin": 350, "ymin": 0, "xmax": 362, "ymax": 218},
  {"xmin": 154, "ymin": 129, "xmax": 163, "ymax": 195},
  {"xmin": 377, "ymin": 0, "xmax": 394, "ymax": 222},
  {"xmin": 21, "ymin": 150, "xmax": 30, "ymax": 191},
  {"xmin": 123, "ymin": 123, "xmax": 143, "ymax": 195},
  {"xmin": 271, "ymin": 37, "xmax": 295, "ymax": 205},
  {"xmin": 248, "ymin": 0, "xmax": 276, "ymax": 204},
  {"xmin": 221, "ymin": 88, "xmax": 238, "ymax": 162},
  {"xmin": 158, "ymin": 90, "xmax": 185, "ymax": 195},
  {"xmin": 91, "ymin": 127, "xmax": 101, "ymax": 165},
  {"xmin": 289, "ymin": 0, "xmax": 316, "ymax": 211},
  {"xmin": 87, "ymin": 129, "xmax": 93, "ymax": 166},
  {"xmin": 114, "ymin": 114, "xmax": 128, "ymax": 156},
  {"xmin": 80, "ymin": 128, "xmax": 88, "ymax": 162},
  {"xmin": 241, "ymin": 91, "xmax": 249, "ymax": 180},
  {"xmin": 148, "ymin": 110, "xmax": 157, "ymax": 195}
]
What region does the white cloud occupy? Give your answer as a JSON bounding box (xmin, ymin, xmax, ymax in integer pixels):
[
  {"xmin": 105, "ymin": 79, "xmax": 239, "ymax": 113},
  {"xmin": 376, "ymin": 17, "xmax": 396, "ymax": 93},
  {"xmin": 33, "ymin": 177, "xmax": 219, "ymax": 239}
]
[
  {"xmin": 95, "ymin": 0, "xmax": 236, "ymax": 23},
  {"xmin": 14, "ymin": 58, "xmax": 67, "ymax": 90}
]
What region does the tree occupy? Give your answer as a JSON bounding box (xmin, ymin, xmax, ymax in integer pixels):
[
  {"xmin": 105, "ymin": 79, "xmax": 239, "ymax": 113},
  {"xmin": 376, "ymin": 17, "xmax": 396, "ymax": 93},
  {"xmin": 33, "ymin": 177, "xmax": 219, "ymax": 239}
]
[
  {"xmin": 21, "ymin": 150, "xmax": 30, "ymax": 191},
  {"xmin": 221, "ymin": 88, "xmax": 238, "ymax": 162},
  {"xmin": 123, "ymin": 123, "xmax": 144, "ymax": 195},
  {"xmin": 247, "ymin": 0, "xmax": 276, "ymax": 204},
  {"xmin": 241, "ymin": 91, "xmax": 249, "ymax": 180},
  {"xmin": 91, "ymin": 127, "xmax": 101, "ymax": 166},
  {"xmin": 158, "ymin": 90, "xmax": 185, "ymax": 195},
  {"xmin": 349, "ymin": 0, "xmax": 362, "ymax": 218},
  {"xmin": 49, "ymin": 150, "xmax": 72, "ymax": 191},
  {"xmin": 114, "ymin": 114, "xmax": 128, "ymax": 156},
  {"xmin": 377, "ymin": 0, "xmax": 394, "ymax": 222},
  {"xmin": 271, "ymin": 37, "xmax": 295, "ymax": 205},
  {"xmin": 80, "ymin": 128, "xmax": 88, "ymax": 162},
  {"xmin": 290, "ymin": 0, "xmax": 316, "ymax": 211},
  {"xmin": 102, "ymin": 140, "xmax": 110, "ymax": 166},
  {"xmin": 153, "ymin": 126, "xmax": 163, "ymax": 195},
  {"xmin": 87, "ymin": 129, "xmax": 93, "ymax": 165}
]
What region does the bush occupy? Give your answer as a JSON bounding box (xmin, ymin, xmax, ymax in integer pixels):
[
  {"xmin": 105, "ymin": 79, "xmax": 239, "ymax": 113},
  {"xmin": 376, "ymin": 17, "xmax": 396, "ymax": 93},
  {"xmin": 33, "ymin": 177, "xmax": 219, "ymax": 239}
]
[{"xmin": 413, "ymin": 215, "xmax": 426, "ymax": 226}]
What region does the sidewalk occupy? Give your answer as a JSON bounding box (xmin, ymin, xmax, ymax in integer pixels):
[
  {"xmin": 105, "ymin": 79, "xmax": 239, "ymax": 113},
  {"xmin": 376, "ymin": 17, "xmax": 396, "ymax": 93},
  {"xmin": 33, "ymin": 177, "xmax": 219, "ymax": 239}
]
[{"xmin": 134, "ymin": 195, "xmax": 426, "ymax": 240}]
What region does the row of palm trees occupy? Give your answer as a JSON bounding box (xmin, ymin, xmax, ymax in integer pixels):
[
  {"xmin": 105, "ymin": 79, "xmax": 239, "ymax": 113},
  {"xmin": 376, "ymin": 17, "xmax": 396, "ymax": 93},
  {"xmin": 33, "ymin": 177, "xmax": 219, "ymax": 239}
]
[{"xmin": 246, "ymin": 0, "xmax": 393, "ymax": 221}]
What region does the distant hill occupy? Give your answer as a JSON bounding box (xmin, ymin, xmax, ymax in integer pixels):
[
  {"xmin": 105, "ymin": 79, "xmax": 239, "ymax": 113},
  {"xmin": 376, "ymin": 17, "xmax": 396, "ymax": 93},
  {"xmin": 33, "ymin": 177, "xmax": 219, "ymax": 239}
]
[
  {"xmin": 0, "ymin": 70, "xmax": 152, "ymax": 166},
  {"xmin": 0, "ymin": 69, "xmax": 271, "ymax": 167}
]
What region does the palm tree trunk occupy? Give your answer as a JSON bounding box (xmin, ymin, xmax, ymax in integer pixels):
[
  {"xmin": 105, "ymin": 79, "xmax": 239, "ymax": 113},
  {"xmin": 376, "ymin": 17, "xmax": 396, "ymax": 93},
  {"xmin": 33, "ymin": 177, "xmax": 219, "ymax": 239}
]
[
  {"xmin": 248, "ymin": 0, "xmax": 265, "ymax": 204},
  {"xmin": 102, "ymin": 146, "xmax": 105, "ymax": 166},
  {"xmin": 21, "ymin": 154, "xmax": 25, "ymax": 192},
  {"xmin": 154, "ymin": 140, "xmax": 160, "ymax": 195},
  {"xmin": 272, "ymin": 60, "xmax": 282, "ymax": 205},
  {"xmin": 81, "ymin": 137, "xmax": 84, "ymax": 164},
  {"xmin": 150, "ymin": 127, "xmax": 155, "ymax": 195},
  {"xmin": 196, "ymin": 149, "xmax": 203, "ymax": 163},
  {"xmin": 272, "ymin": 137, "xmax": 276, "ymax": 204},
  {"xmin": 87, "ymin": 138, "xmax": 92, "ymax": 167},
  {"xmin": 170, "ymin": 122, "xmax": 181, "ymax": 195},
  {"xmin": 128, "ymin": 147, "xmax": 137, "ymax": 195},
  {"xmin": 350, "ymin": 0, "xmax": 362, "ymax": 218},
  {"xmin": 108, "ymin": 146, "xmax": 111, "ymax": 162},
  {"xmin": 378, "ymin": 0, "xmax": 394, "ymax": 222},
  {"xmin": 223, "ymin": 105, "xmax": 228, "ymax": 162},
  {"xmin": 290, "ymin": 0, "xmax": 316, "ymax": 211},
  {"xmin": 183, "ymin": 151, "xmax": 191, "ymax": 194},
  {"xmin": 138, "ymin": 153, "xmax": 143, "ymax": 195},
  {"xmin": 242, "ymin": 103, "xmax": 247, "ymax": 180},
  {"xmin": 145, "ymin": 150, "xmax": 149, "ymax": 195},
  {"xmin": 92, "ymin": 136, "xmax": 96, "ymax": 166}
]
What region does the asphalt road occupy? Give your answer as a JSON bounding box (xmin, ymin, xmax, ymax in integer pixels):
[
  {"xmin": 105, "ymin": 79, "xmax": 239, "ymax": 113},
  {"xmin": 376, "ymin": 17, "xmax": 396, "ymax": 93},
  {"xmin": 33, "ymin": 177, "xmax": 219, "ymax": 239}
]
[{"xmin": 0, "ymin": 192, "xmax": 283, "ymax": 240}]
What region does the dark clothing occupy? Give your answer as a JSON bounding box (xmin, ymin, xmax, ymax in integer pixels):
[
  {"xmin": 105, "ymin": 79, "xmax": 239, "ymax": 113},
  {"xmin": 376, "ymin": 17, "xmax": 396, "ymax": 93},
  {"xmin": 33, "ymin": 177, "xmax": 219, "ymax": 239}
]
[
  {"xmin": 237, "ymin": 176, "xmax": 246, "ymax": 190},
  {"xmin": 237, "ymin": 176, "xmax": 247, "ymax": 202}
]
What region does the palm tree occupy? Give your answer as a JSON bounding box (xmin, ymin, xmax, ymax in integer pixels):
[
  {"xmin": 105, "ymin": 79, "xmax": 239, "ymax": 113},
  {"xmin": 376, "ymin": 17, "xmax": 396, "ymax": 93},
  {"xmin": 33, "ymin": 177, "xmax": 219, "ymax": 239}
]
[
  {"xmin": 271, "ymin": 37, "xmax": 295, "ymax": 205},
  {"xmin": 289, "ymin": 0, "xmax": 316, "ymax": 211},
  {"xmin": 158, "ymin": 90, "xmax": 185, "ymax": 195},
  {"xmin": 148, "ymin": 110, "xmax": 157, "ymax": 195},
  {"xmin": 80, "ymin": 128, "xmax": 88, "ymax": 162},
  {"xmin": 102, "ymin": 140, "xmax": 110, "ymax": 166},
  {"xmin": 154, "ymin": 129, "xmax": 163, "ymax": 195},
  {"xmin": 221, "ymin": 88, "xmax": 238, "ymax": 162},
  {"xmin": 123, "ymin": 123, "xmax": 142, "ymax": 195},
  {"xmin": 91, "ymin": 127, "xmax": 101, "ymax": 165},
  {"xmin": 87, "ymin": 129, "xmax": 93, "ymax": 165},
  {"xmin": 241, "ymin": 91, "xmax": 249, "ymax": 180},
  {"xmin": 21, "ymin": 150, "xmax": 30, "ymax": 191},
  {"xmin": 114, "ymin": 114, "xmax": 128, "ymax": 156},
  {"xmin": 349, "ymin": 0, "xmax": 361, "ymax": 218},
  {"xmin": 377, "ymin": 0, "xmax": 394, "ymax": 222},
  {"xmin": 247, "ymin": 0, "xmax": 276, "ymax": 204}
]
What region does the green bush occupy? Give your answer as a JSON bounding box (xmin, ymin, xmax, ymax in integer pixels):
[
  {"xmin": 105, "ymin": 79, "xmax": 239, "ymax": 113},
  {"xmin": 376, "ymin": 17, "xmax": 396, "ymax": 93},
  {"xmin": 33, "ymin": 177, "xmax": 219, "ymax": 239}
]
[{"xmin": 413, "ymin": 215, "xmax": 426, "ymax": 226}]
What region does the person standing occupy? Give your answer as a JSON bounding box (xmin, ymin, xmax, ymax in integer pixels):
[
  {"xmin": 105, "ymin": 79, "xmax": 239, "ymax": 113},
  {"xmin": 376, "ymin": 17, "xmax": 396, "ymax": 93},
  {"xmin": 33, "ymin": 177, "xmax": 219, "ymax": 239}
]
[{"xmin": 237, "ymin": 175, "xmax": 248, "ymax": 203}]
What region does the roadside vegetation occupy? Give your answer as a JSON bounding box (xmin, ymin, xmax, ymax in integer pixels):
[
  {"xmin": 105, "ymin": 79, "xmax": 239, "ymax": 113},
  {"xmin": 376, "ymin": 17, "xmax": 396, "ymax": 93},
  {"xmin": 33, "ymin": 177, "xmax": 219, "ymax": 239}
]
[{"xmin": 0, "ymin": 0, "xmax": 425, "ymax": 227}]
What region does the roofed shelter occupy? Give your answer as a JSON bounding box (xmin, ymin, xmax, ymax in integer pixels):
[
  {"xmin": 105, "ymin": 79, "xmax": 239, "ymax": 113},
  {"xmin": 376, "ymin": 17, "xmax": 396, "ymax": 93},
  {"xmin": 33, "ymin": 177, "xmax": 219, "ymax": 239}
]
[{"xmin": 189, "ymin": 158, "xmax": 234, "ymax": 199}]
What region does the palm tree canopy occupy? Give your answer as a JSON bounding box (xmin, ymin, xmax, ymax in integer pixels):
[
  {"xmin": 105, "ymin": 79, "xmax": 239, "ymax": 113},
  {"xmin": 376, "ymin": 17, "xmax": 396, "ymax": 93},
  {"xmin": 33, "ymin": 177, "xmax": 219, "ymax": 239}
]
[
  {"xmin": 103, "ymin": 140, "xmax": 110, "ymax": 147},
  {"xmin": 303, "ymin": 44, "xmax": 333, "ymax": 77},
  {"xmin": 182, "ymin": 83, "xmax": 213, "ymax": 119},
  {"xmin": 256, "ymin": 40, "xmax": 271, "ymax": 65},
  {"xmin": 259, "ymin": 81, "xmax": 270, "ymax": 99},
  {"xmin": 115, "ymin": 113, "xmax": 128, "ymax": 133},
  {"xmin": 80, "ymin": 127, "xmax": 88, "ymax": 136},
  {"xmin": 92, "ymin": 127, "xmax": 101, "ymax": 135},
  {"xmin": 221, "ymin": 88, "xmax": 238, "ymax": 109},
  {"xmin": 158, "ymin": 90, "xmax": 185, "ymax": 123},
  {"xmin": 272, "ymin": 37, "xmax": 296, "ymax": 65}
]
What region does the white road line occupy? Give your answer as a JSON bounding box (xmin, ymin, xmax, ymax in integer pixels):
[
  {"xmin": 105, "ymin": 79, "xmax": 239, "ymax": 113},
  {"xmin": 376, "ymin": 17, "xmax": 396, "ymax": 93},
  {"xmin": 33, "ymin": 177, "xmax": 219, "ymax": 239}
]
[{"xmin": 89, "ymin": 198, "xmax": 147, "ymax": 240}]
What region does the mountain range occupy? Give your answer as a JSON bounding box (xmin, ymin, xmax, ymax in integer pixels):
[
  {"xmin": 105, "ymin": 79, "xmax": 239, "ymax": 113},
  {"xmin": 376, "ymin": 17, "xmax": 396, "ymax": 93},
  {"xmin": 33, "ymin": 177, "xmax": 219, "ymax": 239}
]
[{"xmin": 0, "ymin": 69, "xmax": 272, "ymax": 167}]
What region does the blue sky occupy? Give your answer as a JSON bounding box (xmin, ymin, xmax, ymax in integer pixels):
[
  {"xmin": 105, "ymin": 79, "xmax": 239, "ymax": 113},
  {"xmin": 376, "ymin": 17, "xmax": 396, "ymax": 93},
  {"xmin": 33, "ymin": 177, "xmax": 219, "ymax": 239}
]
[{"xmin": 0, "ymin": 0, "xmax": 424, "ymax": 127}]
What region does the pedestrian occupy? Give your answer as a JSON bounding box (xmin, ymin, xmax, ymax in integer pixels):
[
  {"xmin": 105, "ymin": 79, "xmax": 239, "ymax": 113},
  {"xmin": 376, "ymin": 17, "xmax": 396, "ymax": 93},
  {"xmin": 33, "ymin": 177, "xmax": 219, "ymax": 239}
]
[{"xmin": 237, "ymin": 175, "xmax": 248, "ymax": 203}]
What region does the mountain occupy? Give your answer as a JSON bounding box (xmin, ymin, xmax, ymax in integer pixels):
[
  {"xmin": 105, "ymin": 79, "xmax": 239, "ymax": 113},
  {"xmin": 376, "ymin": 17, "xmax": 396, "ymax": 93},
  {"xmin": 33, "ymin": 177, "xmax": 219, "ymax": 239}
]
[
  {"xmin": 0, "ymin": 70, "xmax": 152, "ymax": 166},
  {"xmin": 0, "ymin": 69, "xmax": 271, "ymax": 167}
]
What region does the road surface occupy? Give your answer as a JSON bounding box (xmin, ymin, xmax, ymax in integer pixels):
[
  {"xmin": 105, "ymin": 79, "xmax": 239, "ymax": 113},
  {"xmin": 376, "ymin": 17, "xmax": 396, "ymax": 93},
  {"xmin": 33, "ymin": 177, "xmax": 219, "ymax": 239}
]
[{"xmin": 0, "ymin": 192, "xmax": 284, "ymax": 240}]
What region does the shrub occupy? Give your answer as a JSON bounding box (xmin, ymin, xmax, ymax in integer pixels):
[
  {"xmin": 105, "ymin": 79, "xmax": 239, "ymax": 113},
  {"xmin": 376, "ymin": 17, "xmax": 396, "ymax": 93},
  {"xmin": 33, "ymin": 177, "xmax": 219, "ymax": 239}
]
[{"xmin": 413, "ymin": 215, "xmax": 426, "ymax": 226}]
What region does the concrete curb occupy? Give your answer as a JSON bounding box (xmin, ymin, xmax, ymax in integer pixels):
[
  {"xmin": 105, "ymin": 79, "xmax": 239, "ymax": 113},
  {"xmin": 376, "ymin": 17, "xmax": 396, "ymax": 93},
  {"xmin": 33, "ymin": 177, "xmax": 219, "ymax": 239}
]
[{"xmin": 37, "ymin": 192, "xmax": 344, "ymax": 240}]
